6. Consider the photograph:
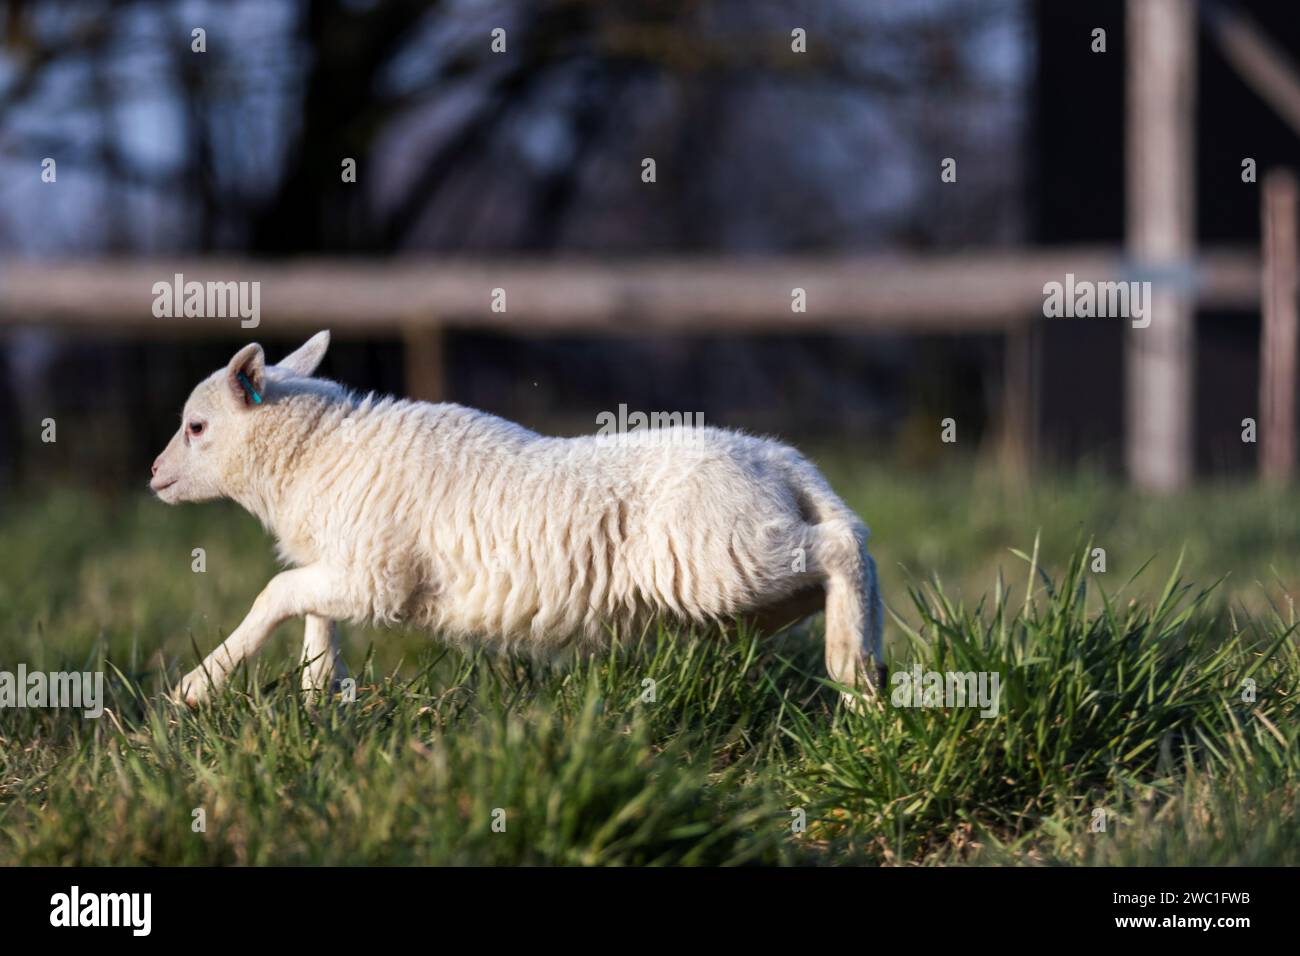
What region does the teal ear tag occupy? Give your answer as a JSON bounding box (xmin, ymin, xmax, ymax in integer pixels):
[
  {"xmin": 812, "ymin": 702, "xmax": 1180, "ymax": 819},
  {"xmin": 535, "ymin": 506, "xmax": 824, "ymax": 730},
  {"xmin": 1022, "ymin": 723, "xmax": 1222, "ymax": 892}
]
[{"xmin": 237, "ymin": 371, "xmax": 263, "ymax": 404}]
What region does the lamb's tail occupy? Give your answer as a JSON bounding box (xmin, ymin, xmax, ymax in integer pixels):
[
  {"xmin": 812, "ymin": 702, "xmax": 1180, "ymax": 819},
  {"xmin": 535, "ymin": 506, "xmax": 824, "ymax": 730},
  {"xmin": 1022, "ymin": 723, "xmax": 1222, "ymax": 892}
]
[
  {"xmin": 788, "ymin": 463, "xmax": 885, "ymax": 697},
  {"xmin": 816, "ymin": 517, "xmax": 885, "ymax": 696}
]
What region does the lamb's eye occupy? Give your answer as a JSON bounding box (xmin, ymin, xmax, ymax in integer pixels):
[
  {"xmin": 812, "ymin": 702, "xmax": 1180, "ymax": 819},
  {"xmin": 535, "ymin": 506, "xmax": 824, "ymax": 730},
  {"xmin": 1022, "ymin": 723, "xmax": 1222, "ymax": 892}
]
[{"xmin": 188, "ymin": 421, "xmax": 205, "ymax": 436}]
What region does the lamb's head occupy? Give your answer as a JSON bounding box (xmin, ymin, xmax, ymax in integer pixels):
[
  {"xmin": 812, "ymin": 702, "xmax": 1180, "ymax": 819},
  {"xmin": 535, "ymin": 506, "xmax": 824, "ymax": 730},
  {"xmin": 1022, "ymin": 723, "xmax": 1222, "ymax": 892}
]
[{"xmin": 150, "ymin": 331, "xmax": 331, "ymax": 503}]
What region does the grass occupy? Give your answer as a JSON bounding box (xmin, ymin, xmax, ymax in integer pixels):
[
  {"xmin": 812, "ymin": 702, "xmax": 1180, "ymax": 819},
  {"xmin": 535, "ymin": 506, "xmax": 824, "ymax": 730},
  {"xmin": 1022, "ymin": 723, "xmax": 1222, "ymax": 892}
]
[{"xmin": 0, "ymin": 467, "xmax": 1297, "ymax": 865}]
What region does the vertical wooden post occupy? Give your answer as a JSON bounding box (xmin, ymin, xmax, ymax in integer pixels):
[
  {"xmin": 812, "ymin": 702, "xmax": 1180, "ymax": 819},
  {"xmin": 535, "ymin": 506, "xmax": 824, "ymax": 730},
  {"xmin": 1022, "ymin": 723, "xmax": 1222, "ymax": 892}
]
[
  {"xmin": 403, "ymin": 325, "xmax": 446, "ymax": 403},
  {"xmin": 1126, "ymin": 0, "xmax": 1197, "ymax": 491},
  {"xmin": 1261, "ymin": 169, "xmax": 1298, "ymax": 483}
]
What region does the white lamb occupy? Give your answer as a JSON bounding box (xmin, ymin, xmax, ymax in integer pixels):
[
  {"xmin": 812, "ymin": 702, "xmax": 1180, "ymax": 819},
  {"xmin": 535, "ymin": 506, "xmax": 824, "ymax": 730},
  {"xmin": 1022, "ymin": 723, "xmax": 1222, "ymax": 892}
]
[{"xmin": 150, "ymin": 332, "xmax": 884, "ymax": 706}]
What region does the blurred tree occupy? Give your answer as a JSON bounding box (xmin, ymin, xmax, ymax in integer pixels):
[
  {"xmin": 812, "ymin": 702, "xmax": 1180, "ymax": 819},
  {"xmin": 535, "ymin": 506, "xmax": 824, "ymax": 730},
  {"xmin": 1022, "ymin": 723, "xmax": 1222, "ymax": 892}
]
[{"xmin": 0, "ymin": 0, "xmax": 1029, "ymax": 257}]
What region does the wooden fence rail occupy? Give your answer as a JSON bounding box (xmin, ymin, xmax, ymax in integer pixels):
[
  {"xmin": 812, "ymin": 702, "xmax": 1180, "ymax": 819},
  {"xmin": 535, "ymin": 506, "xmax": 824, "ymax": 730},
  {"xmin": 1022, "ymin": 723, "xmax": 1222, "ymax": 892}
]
[
  {"xmin": 0, "ymin": 247, "xmax": 1267, "ymax": 476},
  {"xmin": 0, "ymin": 249, "xmax": 1261, "ymax": 335}
]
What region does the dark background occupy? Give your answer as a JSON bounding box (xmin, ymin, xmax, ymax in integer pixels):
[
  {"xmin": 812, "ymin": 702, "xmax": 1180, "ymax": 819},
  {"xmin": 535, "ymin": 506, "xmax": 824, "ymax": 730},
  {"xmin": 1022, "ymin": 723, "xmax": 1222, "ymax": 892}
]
[{"xmin": 0, "ymin": 0, "xmax": 1295, "ymax": 487}]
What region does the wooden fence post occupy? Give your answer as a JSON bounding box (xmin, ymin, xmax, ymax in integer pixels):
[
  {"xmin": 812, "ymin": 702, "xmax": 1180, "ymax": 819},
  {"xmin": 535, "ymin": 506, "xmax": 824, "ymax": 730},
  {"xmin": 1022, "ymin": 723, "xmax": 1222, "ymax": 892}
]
[
  {"xmin": 1126, "ymin": 0, "xmax": 1197, "ymax": 491},
  {"xmin": 1261, "ymin": 169, "xmax": 1298, "ymax": 483},
  {"xmin": 403, "ymin": 325, "xmax": 446, "ymax": 403}
]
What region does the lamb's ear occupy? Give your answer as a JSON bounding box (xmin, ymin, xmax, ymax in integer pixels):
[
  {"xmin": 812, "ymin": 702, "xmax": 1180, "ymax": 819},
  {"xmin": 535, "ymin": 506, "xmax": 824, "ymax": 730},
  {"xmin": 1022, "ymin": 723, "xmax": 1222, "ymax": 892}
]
[
  {"xmin": 277, "ymin": 330, "xmax": 330, "ymax": 377},
  {"xmin": 225, "ymin": 342, "xmax": 266, "ymax": 410}
]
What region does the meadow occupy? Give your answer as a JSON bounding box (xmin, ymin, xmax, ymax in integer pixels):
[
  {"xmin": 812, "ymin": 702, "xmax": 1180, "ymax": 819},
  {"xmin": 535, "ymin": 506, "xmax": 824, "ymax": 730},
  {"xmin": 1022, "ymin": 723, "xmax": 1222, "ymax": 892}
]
[{"xmin": 1, "ymin": 463, "xmax": 1297, "ymax": 865}]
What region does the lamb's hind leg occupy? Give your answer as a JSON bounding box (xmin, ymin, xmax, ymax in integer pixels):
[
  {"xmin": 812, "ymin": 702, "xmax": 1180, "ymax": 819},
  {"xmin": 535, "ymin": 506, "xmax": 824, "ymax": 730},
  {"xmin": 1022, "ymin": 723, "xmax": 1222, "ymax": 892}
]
[
  {"xmin": 176, "ymin": 564, "xmax": 349, "ymax": 706},
  {"xmin": 301, "ymin": 613, "xmax": 347, "ymax": 697},
  {"xmin": 812, "ymin": 518, "xmax": 885, "ymax": 705}
]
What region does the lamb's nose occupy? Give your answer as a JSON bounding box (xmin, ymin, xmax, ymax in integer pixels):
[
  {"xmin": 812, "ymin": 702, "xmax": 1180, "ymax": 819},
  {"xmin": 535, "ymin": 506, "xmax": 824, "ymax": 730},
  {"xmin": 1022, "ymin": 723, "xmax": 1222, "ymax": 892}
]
[{"xmin": 151, "ymin": 457, "xmax": 161, "ymax": 477}]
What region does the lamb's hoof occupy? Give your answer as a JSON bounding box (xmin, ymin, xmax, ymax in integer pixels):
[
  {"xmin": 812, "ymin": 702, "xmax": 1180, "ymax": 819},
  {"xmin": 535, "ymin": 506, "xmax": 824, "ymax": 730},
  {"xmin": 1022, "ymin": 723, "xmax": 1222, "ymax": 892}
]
[
  {"xmin": 170, "ymin": 687, "xmax": 198, "ymax": 708},
  {"xmin": 840, "ymin": 667, "xmax": 887, "ymax": 714},
  {"xmin": 299, "ymin": 682, "xmax": 335, "ymax": 705},
  {"xmin": 840, "ymin": 690, "xmax": 870, "ymax": 714},
  {"xmin": 300, "ymin": 667, "xmax": 348, "ymax": 703},
  {"xmin": 173, "ymin": 670, "xmax": 212, "ymax": 707}
]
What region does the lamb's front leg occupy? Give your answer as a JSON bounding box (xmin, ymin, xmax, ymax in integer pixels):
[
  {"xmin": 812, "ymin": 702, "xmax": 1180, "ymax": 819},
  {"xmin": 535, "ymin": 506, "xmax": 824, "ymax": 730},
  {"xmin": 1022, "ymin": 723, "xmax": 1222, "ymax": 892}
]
[
  {"xmin": 176, "ymin": 565, "xmax": 348, "ymax": 706},
  {"xmin": 300, "ymin": 613, "xmax": 347, "ymax": 697}
]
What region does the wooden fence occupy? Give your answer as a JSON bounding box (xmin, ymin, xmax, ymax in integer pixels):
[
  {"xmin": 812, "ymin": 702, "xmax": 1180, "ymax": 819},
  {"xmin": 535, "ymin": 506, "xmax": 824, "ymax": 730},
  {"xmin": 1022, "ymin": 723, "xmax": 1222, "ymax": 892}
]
[{"xmin": 0, "ymin": 246, "xmax": 1264, "ymax": 476}]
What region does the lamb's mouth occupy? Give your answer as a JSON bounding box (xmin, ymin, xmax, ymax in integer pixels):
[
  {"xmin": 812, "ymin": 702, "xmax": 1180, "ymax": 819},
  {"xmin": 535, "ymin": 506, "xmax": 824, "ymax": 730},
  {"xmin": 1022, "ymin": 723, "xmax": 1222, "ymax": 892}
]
[{"xmin": 151, "ymin": 478, "xmax": 178, "ymax": 493}]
